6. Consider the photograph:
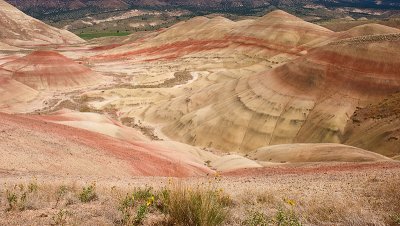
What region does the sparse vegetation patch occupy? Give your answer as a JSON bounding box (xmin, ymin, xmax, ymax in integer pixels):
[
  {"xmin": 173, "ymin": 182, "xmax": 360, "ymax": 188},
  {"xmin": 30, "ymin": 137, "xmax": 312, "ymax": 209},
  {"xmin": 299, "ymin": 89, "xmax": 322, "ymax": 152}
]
[{"xmin": 79, "ymin": 184, "xmax": 98, "ymax": 203}]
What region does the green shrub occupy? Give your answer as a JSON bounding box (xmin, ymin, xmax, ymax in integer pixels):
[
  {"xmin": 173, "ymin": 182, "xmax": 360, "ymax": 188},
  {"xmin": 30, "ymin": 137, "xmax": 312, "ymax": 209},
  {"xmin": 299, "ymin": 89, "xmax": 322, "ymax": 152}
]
[
  {"xmin": 5, "ymin": 183, "xmax": 38, "ymax": 211},
  {"xmin": 132, "ymin": 187, "xmax": 153, "ymax": 201},
  {"xmin": 135, "ymin": 204, "xmax": 148, "ymax": 224},
  {"xmin": 118, "ymin": 188, "xmax": 155, "ymax": 225},
  {"xmin": 79, "ymin": 184, "xmax": 97, "ymax": 203},
  {"xmin": 119, "ymin": 194, "xmax": 136, "ymax": 225}
]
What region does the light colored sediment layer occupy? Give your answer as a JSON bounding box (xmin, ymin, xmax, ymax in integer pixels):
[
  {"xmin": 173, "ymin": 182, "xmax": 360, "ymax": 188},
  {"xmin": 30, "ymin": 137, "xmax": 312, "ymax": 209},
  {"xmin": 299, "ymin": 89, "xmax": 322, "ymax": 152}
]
[
  {"xmin": 211, "ymin": 154, "xmax": 263, "ymax": 171},
  {"xmin": 0, "ymin": 41, "xmax": 19, "ymax": 50}
]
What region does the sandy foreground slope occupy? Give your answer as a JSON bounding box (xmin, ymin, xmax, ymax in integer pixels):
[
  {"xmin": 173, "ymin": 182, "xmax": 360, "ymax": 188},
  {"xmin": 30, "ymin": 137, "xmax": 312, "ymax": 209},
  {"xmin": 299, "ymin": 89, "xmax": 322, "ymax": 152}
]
[
  {"xmin": 0, "ymin": 160, "xmax": 399, "ymax": 225},
  {"xmin": 0, "ymin": 112, "xmax": 212, "ymax": 178}
]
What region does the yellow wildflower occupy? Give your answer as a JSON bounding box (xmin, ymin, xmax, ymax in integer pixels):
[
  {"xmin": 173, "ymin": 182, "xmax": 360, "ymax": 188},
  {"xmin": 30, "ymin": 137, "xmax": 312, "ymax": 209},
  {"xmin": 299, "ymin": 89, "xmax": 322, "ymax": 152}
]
[
  {"xmin": 285, "ymin": 198, "xmax": 296, "ymax": 206},
  {"xmin": 146, "ymin": 196, "xmax": 155, "ymax": 206}
]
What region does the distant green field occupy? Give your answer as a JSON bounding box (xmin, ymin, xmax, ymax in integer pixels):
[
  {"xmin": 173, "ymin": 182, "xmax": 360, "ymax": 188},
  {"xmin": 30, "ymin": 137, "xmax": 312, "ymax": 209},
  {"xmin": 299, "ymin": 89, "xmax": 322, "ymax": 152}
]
[{"xmin": 77, "ymin": 32, "xmax": 131, "ymax": 40}]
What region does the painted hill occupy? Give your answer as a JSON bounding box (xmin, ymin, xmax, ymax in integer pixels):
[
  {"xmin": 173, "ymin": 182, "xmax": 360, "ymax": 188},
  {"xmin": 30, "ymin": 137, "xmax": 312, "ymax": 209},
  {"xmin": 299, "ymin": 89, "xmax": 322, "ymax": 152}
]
[
  {"xmin": 115, "ymin": 22, "xmax": 400, "ymax": 155},
  {"xmin": 228, "ymin": 10, "xmax": 333, "ymax": 50},
  {"xmin": 1, "ymin": 9, "xmax": 398, "ymax": 167},
  {"xmin": 94, "ymin": 10, "xmax": 333, "ymax": 61},
  {"xmin": 2, "ymin": 51, "xmax": 101, "ymax": 90},
  {"xmin": 0, "ymin": 0, "xmax": 84, "ymax": 47}
]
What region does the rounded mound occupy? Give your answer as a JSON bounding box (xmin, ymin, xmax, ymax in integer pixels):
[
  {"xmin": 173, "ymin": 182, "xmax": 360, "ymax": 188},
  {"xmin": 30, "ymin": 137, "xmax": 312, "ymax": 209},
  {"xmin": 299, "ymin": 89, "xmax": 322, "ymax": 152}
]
[
  {"xmin": 339, "ymin": 23, "xmax": 400, "ymax": 38},
  {"xmin": 2, "ymin": 51, "xmax": 102, "ymax": 90},
  {"xmin": 230, "ymin": 9, "xmax": 333, "ymax": 48},
  {"xmin": 249, "ymin": 144, "xmax": 391, "ymax": 163}
]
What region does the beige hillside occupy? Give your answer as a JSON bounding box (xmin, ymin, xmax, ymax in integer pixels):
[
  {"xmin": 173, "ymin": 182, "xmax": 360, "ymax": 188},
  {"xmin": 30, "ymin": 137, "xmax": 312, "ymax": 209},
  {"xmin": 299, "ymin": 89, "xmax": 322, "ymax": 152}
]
[{"xmin": 0, "ymin": 0, "xmax": 84, "ymax": 46}]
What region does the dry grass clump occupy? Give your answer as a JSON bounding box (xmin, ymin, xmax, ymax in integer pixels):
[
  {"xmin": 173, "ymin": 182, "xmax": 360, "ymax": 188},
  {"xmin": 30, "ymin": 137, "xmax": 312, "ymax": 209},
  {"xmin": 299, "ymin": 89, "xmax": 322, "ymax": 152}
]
[
  {"xmin": 237, "ymin": 189, "xmax": 279, "ymax": 206},
  {"xmin": 299, "ymin": 195, "xmax": 367, "ymax": 225},
  {"xmin": 161, "ymin": 178, "xmax": 232, "ymax": 226}
]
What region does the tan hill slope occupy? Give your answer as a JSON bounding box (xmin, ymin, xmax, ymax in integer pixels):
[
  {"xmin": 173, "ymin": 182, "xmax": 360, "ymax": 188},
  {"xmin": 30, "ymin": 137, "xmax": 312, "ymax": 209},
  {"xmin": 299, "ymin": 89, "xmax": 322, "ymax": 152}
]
[
  {"xmin": 344, "ymin": 92, "xmax": 400, "ymax": 157},
  {"xmin": 0, "ymin": 0, "xmax": 84, "ymax": 47},
  {"xmin": 250, "ymin": 144, "xmax": 391, "ymax": 163},
  {"xmin": 0, "ymin": 67, "xmax": 38, "ymax": 110}
]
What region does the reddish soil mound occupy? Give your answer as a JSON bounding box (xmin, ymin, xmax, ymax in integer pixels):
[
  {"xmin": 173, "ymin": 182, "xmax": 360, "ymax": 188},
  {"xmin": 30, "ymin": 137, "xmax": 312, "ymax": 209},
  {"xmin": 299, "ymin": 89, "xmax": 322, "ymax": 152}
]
[{"xmin": 2, "ymin": 51, "xmax": 102, "ymax": 90}]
